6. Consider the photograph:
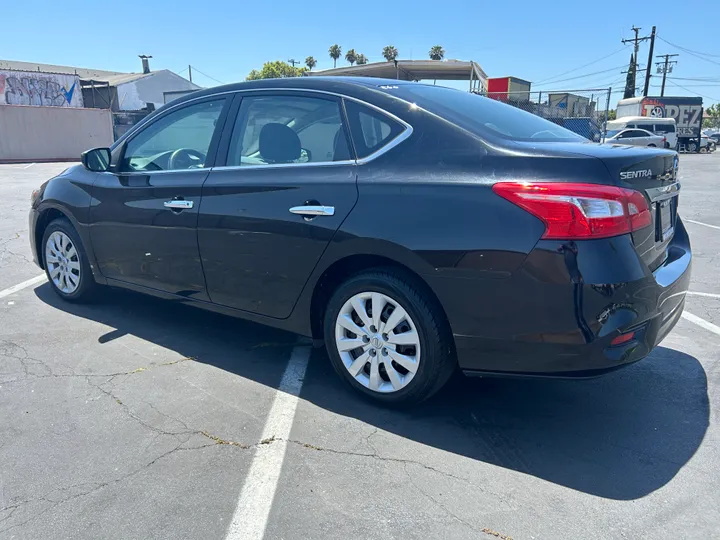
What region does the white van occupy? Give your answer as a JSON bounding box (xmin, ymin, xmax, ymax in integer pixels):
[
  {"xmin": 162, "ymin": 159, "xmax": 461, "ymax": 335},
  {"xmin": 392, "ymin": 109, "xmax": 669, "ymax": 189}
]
[{"xmin": 606, "ymin": 116, "xmax": 677, "ymax": 149}]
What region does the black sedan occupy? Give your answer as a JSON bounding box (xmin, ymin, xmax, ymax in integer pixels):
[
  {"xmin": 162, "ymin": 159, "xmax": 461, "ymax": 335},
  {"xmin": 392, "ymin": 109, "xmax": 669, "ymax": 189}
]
[{"xmin": 29, "ymin": 77, "xmax": 691, "ymax": 405}]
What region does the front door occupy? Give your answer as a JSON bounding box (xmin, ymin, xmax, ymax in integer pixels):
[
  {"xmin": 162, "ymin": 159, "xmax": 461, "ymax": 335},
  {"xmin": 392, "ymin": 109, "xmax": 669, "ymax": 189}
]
[
  {"xmin": 90, "ymin": 97, "xmax": 229, "ymax": 299},
  {"xmin": 198, "ymin": 92, "xmax": 357, "ymax": 318}
]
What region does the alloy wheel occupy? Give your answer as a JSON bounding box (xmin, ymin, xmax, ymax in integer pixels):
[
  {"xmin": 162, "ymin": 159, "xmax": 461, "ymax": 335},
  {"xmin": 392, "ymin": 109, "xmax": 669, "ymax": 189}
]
[
  {"xmin": 334, "ymin": 291, "xmax": 421, "ymax": 393},
  {"xmin": 45, "ymin": 231, "xmax": 81, "ymax": 294}
]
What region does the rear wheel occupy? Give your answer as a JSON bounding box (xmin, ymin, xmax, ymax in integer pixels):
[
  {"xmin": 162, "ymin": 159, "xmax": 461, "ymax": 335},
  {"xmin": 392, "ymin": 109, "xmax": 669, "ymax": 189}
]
[
  {"xmin": 647, "ymin": 144, "xmax": 656, "ymax": 147},
  {"xmin": 323, "ymin": 269, "xmax": 455, "ymax": 405},
  {"xmin": 42, "ymin": 219, "xmax": 97, "ymax": 302},
  {"xmin": 700, "ymin": 146, "xmax": 708, "ymax": 153}
]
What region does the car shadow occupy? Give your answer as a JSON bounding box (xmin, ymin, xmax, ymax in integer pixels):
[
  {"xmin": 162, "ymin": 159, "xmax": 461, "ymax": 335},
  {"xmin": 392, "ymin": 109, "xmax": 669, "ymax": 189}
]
[{"xmin": 35, "ymin": 284, "xmax": 709, "ymax": 501}]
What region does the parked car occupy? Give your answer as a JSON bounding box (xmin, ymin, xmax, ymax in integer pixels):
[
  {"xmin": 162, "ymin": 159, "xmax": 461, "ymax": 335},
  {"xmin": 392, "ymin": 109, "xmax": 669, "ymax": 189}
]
[
  {"xmin": 709, "ymin": 133, "xmax": 720, "ymax": 145},
  {"xmin": 701, "ymin": 136, "xmax": 716, "ymax": 153},
  {"xmin": 606, "ymin": 116, "xmax": 677, "ymax": 148},
  {"xmin": 606, "ymin": 128, "xmax": 666, "ymax": 147},
  {"xmin": 29, "ymin": 78, "xmax": 690, "ymax": 405}
]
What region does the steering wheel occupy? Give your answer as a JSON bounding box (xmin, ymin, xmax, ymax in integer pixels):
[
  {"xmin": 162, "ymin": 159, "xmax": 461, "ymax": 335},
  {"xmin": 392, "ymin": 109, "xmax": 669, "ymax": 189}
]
[{"xmin": 168, "ymin": 148, "xmax": 206, "ymax": 170}]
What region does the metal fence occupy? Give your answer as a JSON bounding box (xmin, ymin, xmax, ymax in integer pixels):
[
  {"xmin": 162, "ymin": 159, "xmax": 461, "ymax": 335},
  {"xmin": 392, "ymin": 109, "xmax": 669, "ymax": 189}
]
[{"xmin": 478, "ymin": 88, "xmax": 612, "ymax": 142}]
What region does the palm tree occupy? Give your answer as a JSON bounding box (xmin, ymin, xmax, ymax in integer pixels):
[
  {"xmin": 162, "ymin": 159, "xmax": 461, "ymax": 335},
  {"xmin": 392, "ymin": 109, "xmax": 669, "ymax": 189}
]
[
  {"xmin": 345, "ymin": 49, "xmax": 357, "ymax": 66},
  {"xmin": 382, "ymin": 45, "xmax": 399, "ymax": 62},
  {"xmin": 328, "ymin": 44, "xmax": 342, "ymax": 68},
  {"xmin": 305, "ymin": 56, "xmax": 317, "ymax": 71},
  {"xmin": 429, "ymin": 45, "xmax": 445, "ymax": 61},
  {"xmin": 356, "ymin": 54, "xmax": 368, "ymax": 65}
]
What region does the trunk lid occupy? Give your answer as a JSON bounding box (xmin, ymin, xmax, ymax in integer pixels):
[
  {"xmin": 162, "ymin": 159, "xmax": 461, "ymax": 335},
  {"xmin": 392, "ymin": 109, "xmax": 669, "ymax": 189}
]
[{"xmin": 510, "ymin": 142, "xmax": 680, "ymax": 270}]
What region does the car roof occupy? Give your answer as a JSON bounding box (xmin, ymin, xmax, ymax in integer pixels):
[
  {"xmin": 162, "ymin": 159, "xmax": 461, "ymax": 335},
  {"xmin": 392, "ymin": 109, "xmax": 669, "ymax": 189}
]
[
  {"xmin": 608, "ymin": 116, "xmax": 676, "ymax": 124},
  {"xmin": 172, "ymin": 76, "xmax": 416, "ymax": 105}
]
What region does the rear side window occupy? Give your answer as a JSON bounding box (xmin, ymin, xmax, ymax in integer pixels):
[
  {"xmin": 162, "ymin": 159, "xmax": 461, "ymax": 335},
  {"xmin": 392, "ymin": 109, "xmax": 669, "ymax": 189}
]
[
  {"xmin": 344, "ymin": 100, "xmax": 405, "ymax": 158},
  {"xmin": 226, "ymin": 95, "xmax": 351, "ymax": 166},
  {"xmin": 654, "ymin": 124, "xmax": 675, "ymax": 133}
]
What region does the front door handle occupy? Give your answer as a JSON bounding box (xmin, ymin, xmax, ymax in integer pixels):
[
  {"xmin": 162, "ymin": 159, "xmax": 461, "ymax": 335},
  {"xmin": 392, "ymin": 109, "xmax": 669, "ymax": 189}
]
[
  {"xmin": 289, "ymin": 205, "xmax": 335, "ymax": 217},
  {"xmin": 164, "ymin": 200, "xmax": 194, "ymax": 210}
]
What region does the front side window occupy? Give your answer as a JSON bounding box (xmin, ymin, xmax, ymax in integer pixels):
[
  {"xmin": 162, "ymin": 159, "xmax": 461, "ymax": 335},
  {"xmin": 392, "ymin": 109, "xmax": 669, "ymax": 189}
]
[
  {"xmin": 226, "ymin": 95, "xmax": 351, "ymax": 166},
  {"xmin": 121, "ymin": 99, "xmax": 225, "ymax": 172}
]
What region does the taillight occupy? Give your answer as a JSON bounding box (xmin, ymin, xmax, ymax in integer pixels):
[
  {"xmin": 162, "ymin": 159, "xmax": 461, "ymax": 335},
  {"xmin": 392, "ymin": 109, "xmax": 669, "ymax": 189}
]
[{"xmin": 492, "ymin": 182, "xmax": 653, "ymax": 239}]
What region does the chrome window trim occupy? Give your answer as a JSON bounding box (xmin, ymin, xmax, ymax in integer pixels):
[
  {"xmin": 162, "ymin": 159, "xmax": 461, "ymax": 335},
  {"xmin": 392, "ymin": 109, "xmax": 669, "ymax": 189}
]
[
  {"xmin": 116, "ymin": 86, "xmax": 414, "ymax": 172},
  {"xmin": 104, "ymin": 168, "xmax": 211, "ymax": 177},
  {"xmin": 212, "ymin": 159, "xmax": 356, "ymax": 172}
]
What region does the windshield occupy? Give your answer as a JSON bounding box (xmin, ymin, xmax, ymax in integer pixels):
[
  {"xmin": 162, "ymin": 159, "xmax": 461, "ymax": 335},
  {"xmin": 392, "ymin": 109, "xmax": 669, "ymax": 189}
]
[
  {"xmin": 390, "ymin": 85, "xmax": 585, "ymax": 142},
  {"xmin": 606, "ymin": 129, "xmax": 622, "ymax": 138}
]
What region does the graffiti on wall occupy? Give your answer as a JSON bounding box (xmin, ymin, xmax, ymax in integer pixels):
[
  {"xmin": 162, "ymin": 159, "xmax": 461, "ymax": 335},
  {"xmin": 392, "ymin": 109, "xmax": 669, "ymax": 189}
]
[{"xmin": 0, "ymin": 71, "xmax": 83, "ymax": 107}]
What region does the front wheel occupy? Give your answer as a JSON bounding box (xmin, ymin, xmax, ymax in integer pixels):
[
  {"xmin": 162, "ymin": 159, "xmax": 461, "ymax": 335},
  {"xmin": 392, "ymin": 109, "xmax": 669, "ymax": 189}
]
[
  {"xmin": 42, "ymin": 218, "xmax": 97, "ymax": 302},
  {"xmin": 700, "ymin": 147, "xmax": 708, "ymax": 154},
  {"xmin": 323, "ymin": 269, "xmax": 456, "ymax": 405}
]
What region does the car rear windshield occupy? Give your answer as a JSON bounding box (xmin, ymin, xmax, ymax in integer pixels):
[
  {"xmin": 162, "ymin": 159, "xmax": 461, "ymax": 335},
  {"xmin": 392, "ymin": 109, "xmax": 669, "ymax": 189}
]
[{"xmin": 389, "ymin": 84, "xmax": 585, "ymax": 142}]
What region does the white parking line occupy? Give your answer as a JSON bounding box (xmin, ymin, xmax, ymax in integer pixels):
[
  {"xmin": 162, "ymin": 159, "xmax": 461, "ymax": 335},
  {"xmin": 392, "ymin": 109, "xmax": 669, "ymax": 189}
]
[
  {"xmin": 23, "ymin": 163, "xmax": 36, "ymax": 169},
  {"xmin": 225, "ymin": 345, "xmax": 311, "ymax": 540},
  {"xmin": 686, "ymin": 291, "xmax": 720, "ymax": 299},
  {"xmin": 686, "ymin": 219, "xmax": 720, "ymax": 230},
  {"xmin": 682, "ymin": 311, "xmax": 720, "ymax": 337},
  {"xmin": 0, "ymin": 274, "xmax": 47, "ymax": 299}
]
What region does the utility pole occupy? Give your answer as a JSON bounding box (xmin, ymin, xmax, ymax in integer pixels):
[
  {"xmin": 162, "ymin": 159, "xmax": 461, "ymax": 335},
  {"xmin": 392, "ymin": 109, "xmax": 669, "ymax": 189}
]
[
  {"xmin": 643, "ymin": 26, "xmax": 656, "ymax": 96},
  {"xmin": 288, "ymin": 59, "xmax": 299, "ymax": 67},
  {"xmin": 656, "ymin": 54, "xmax": 679, "ymax": 97},
  {"xmin": 188, "ymin": 64, "xmax": 193, "ymax": 83},
  {"xmin": 622, "ymin": 26, "xmax": 652, "ymax": 98}
]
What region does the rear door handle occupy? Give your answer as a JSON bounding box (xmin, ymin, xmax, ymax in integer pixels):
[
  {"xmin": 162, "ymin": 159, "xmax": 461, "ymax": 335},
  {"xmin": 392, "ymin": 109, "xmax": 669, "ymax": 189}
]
[
  {"xmin": 164, "ymin": 200, "xmax": 194, "ymax": 210},
  {"xmin": 289, "ymin": 205, "xmax": 335, "ymax": 217}
]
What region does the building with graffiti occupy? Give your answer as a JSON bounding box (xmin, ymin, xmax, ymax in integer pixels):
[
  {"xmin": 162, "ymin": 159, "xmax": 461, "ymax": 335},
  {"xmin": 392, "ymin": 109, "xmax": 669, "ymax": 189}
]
[
  {"xmin": 0, "ymin": 57, "xmax": 199, "ymax": 161},
  {"xmin": 0, "ymin": 70, "xmax": 83, "ymax": 107}
]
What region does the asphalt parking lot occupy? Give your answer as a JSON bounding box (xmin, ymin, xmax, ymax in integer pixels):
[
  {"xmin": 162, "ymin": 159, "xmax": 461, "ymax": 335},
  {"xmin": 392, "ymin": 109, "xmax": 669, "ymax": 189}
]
[{"xmin": 1, "ymin": 156, "xmax": 718, "ymax": 540}]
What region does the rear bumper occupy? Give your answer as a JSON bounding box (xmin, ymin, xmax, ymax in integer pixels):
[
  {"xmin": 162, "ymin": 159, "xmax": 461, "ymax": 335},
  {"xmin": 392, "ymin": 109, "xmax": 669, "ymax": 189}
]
[{"xmin": 428, "ymin": 219, "xmax": 692, "ymax": 377}]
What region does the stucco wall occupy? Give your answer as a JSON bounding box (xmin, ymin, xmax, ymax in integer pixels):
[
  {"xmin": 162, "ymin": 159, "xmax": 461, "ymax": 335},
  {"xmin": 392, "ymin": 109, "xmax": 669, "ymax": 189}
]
[
  {"xmin": 0, "ymin": 70, "xmax": 83, "ymax": 107},
  {"xmin": 116, "ymin": 71, "xmax": 199, "ymax": 111},
  {"xmin": 0, "ymin": 105, "xmax": 113, "ymax": 162}
]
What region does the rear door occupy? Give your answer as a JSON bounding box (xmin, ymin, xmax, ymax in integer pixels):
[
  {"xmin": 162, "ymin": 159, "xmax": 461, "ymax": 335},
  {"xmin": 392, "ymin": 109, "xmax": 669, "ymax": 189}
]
[
  {"xmin": 198, "ymin": 91, "xmax": 357, "ymax": 318},
  {"xmin": 91, "ymin": 97, "xmax": 229, "ymax": 299}
]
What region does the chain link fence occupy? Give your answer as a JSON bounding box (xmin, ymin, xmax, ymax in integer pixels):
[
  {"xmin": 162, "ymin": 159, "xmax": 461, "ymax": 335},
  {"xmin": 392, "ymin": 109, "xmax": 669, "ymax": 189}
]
[{"xmin": 480, "ymin": 88, "xmax": 612, "ymax": 142}]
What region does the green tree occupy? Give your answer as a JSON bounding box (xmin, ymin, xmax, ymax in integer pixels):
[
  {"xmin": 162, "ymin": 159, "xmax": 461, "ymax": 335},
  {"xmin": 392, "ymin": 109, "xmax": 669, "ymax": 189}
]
[
  {"xmin": 356, "ymin": 53, "xmax": 368, "ymax": 65},
  {"xmin": 703, "ymin": 103, "xmax": 720, "ymax": 128},
  {"xmin": 246, "ymin": 61, "xmax": 306, "ymax": 80},
  {"xmin": 305, "ymin": 56, "xmax": 317, "ymax": 71},
  {"xmin": 382, "ymin": 45, "xmax": 399, "ymax": 62},
  {"xmin": 429, "ymin": 45, "xmax": 445, "ymax": 60},
  {"xmin": 328, "ymin": 44, "xmax": 342, "ymax": 68},
  {"xmin": 345, "ymin": 49, "xmax": 357, "ymax": 66},
  {"xmin": 606, "ymin": 109, "xmax": 617, "ymax": 121}
]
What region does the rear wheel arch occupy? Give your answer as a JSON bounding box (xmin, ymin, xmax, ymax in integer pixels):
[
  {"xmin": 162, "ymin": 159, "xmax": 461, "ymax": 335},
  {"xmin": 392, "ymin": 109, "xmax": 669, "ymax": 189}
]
[{"xmin": 309, "ymin": 254, "xmax": 452, "ymax": 344}]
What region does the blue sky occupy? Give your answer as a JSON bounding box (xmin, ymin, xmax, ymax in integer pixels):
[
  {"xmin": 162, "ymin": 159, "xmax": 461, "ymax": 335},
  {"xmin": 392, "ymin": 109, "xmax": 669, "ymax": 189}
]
[{"xmin": 3, "ymin": 0, "xmax": 719, "ymax": 106}]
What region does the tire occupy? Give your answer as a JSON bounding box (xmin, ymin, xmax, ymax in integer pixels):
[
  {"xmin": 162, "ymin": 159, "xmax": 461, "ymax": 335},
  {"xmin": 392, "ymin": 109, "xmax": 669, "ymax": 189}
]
[
  {"xmin": 323, "ymin": 269, "xmax": 456, "ymax": 405},
  {"xmin": 41, "ymin": 218, "xmax": 97, "ymax": 302},
  {"xmin": 688, "ymin": 143, "xmax": 698, "ymax": 153},
  {"xmin": 700, "ymin": 147, "xmax": 708, "ymax": 154},
  {"xmin": 647, "ymin": 144, "xmax": 656, "ymax": 147}
]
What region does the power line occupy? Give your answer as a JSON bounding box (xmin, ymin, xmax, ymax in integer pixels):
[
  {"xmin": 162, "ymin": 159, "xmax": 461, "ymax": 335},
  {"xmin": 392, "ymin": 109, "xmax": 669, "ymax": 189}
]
[
  {"xmin": 666, "ymin": 79, "xmax": 720, "ymax": 101},
  {"xmin": 657, "ymin": 36, "xmax": 720, "ymax": 67},
  {"xmin": 533, "ymin": 64, "xmax": 627, "ymax": 88},
  {"xmin": 533, "ymin": 45, "xmax": 630, "ymax": 85},
  {"xmin": 656, "ymin": 37, "xmax": 720, "ymax": 58},
  {"xmin": 189, "ymin": 66, "xmax": 226, "ymax": 85}
]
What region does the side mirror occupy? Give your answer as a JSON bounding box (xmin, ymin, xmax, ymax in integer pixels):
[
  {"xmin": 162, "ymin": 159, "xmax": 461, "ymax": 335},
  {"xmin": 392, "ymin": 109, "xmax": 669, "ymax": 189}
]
[{"xmin": 81, "ymin": 147, "xmax": 111, "ymax": 172}]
